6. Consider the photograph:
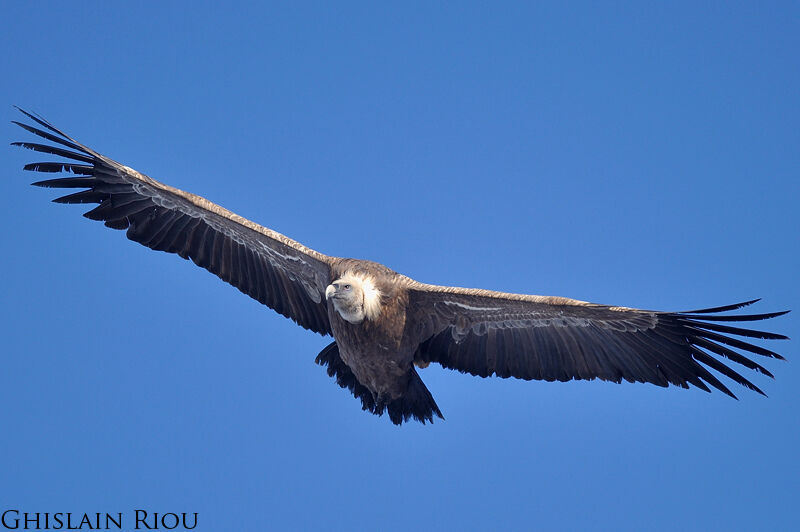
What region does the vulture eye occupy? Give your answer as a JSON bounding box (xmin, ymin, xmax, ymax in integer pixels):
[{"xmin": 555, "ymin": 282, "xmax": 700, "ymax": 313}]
[{"xmin": 344, "ymin": 284, "xmax": 352, "ymax": 290}]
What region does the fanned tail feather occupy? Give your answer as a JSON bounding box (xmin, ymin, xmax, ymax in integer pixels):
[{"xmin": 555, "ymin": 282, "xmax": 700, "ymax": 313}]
[{"xmin": 315, "ymin": 342, "xmax": 444, "ymax": 425}]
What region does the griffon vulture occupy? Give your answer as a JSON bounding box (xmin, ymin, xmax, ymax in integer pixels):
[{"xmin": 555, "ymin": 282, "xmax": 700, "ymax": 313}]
[{"xmin": 12, "ymin": 108, "xmax": 788, "ymax": 425}]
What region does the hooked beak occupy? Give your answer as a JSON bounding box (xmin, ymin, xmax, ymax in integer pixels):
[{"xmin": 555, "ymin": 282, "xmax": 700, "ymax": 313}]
[{"xmin": 325, "ymin": 284, "xmax": 337, "ymax": 301}]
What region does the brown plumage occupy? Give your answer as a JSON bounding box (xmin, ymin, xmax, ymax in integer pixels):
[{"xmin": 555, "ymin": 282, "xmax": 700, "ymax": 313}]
[{"xmin": 13, "ymin": 108, "xmax": 789, "ymax": 425}]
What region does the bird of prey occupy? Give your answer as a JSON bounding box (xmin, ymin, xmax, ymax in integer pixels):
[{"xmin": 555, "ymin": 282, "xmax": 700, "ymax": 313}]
[{"xmin": 12, "ymin": 108, "xmax": 788, "ymax": 425}]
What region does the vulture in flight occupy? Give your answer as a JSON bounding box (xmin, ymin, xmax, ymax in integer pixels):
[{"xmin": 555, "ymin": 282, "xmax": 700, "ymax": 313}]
[{"xmin": 12, "ymin": 108, "xmax": 788, "ymax": 425}]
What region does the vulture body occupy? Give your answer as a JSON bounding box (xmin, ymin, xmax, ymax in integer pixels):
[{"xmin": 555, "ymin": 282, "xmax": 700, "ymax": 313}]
[{"xmin": 13, "ymin": 109, "xmax": 788, "ymax": 425}]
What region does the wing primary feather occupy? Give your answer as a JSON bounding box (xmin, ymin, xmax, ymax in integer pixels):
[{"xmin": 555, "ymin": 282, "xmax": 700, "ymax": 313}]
[
  {"xmin": 11, "ymin": 121, "xmax": 85, "ymax": 152},
  {"xmin": 54, "ymin": 190, "xmax": 107, "ymax": 204},
  {"xmin": 32, "ymin": 177, "xmax": 96, "ymax": 188},
  {"xmin": 689, "ymin": 360, "xmax": 737, "ymax": 398},
  {"xmin": 25, "ymin": 162, "xmax": 93, "ymax": 174},
  {"xmin": 678, "ymin": 318, "xmax": 788, "ymax": 340},
  {"xmin": 691, "ymin": 336, "xmax": 774, "ymax": 377},
  {"xmin": 683, "ymin": 325, "xmax": 785, "ymax": 359},
  {"xmin": 14, "ymin": 107, "xmax": 77, "ymax": 141},
  {"xmin": 678, "ymin": 310, "xmax": 790, "ymax": 322},
  {"xmin": 11, "ymin": 142, "xmax": 94, "ymax": 163},
  {"xmin": 680, "ymin": 299, "xmax": 760, "ymax": 314},
  {"xmin": 690, "ymin": 348, "xmax": 765, "ymax": 396}
]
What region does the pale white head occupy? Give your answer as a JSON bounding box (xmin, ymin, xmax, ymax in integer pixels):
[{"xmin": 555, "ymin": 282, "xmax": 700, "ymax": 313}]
[{"xmin": 325, "ymin": 271, "xmax": 382, "ymax": 324}]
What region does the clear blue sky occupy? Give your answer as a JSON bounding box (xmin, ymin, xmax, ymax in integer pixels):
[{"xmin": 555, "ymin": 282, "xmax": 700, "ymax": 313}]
[{"xmin": 1, "ymin": 2, "xmax": 798, "ymax": 530}]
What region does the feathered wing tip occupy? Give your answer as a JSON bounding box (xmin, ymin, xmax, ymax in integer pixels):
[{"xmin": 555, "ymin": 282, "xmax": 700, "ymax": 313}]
[
  {"xmin": 11, "ymin": 108, "xmax": 113, "ymax": 208},
  {"xmin": 677, "ymin": 299, "xmax": 790, "ymax": 325},
  {"xmin": 667, "ymin": 301, "xmax": 790, "ymax": 398},
  {"xmin": 11, "ymin": 107, "xmax": 92, "ymax": 154},
  {"xmin": 315, "ymin": 342, "xmax": 444, "ymax": 425},
  {"xmin": 680, "ymin": 298, "xmax": 763, "ymax": 314}
]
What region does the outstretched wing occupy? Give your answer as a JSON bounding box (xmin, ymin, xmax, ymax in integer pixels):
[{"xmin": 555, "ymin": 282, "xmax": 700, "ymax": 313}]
[
  {"xmin": 14, "ymin": 108, "xmax": 333, "ymax": 335},
  {"xmin": 407, "ymin": 283, "xmax": 788, "ymax": 397}
]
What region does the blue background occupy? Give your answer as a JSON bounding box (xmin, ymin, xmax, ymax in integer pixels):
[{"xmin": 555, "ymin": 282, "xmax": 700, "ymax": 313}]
[{"xmin": 1, "ymin": 2, "xmax": 797, "ymax": 530}]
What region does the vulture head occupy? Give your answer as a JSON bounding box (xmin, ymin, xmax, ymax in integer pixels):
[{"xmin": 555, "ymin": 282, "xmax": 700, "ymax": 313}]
[{"xmin": 325, "ymin": 271, "xmax": 382, "ymax": 324}]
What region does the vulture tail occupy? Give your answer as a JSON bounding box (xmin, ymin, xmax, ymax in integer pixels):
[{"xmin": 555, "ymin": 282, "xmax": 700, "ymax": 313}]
[
  {"xmin": 315, "ymin": 342, "xmax": 444, "ymax": 425},
  {"xmin": 386, "ymin": 367, "xmax": 444, "ymax": 425}
]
